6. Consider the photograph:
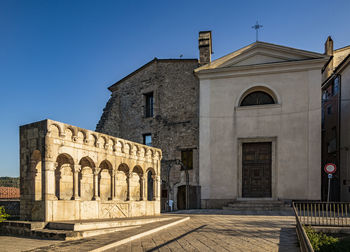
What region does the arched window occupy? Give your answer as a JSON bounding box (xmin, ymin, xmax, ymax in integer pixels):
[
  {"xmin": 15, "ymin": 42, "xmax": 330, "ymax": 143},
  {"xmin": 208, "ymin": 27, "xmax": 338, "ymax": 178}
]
[{"xmin": 240, "ymin": 91, "xmax": 275, "ymax": 106}]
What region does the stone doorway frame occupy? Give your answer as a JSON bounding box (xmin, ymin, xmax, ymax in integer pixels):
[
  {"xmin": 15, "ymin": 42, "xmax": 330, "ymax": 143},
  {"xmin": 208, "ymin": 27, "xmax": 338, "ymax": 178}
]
[{"xmin": 237, "ymin": 137, "xmax": 277, "ymax": 200}]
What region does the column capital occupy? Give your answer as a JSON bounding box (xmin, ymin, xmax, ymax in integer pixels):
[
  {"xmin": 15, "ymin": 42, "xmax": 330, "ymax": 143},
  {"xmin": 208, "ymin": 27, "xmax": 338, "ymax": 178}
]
[
  {"xmin": 44, "ymin": 160, "xmax": 58, "ymax": 171},
  {"xmin": 73, "ymin": 164, "xmax": 81, "ymax": 173},
  {"xmin": 93, "ymin": 167, "xmax": 101, "ymax": 175}
]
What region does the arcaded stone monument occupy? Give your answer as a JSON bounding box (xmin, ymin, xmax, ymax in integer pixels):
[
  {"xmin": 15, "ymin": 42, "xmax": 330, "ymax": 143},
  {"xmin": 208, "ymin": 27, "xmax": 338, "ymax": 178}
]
[{"xmin": 20, "ymin": 119, "xmax": 162, "ymax": 221}]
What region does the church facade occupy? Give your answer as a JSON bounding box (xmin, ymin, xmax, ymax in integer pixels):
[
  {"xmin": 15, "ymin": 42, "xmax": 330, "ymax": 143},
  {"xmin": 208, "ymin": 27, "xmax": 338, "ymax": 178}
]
[{"xmin": 195, "ymin": 32, "xmax": 329, "ymax": 208}]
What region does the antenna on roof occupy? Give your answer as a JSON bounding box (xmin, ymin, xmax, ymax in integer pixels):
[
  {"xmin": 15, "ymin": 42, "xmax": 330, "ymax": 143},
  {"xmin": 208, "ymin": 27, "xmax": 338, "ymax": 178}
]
[{"xmin": 252, "ymin": 20, "xmax": 263, "ymax": 42}]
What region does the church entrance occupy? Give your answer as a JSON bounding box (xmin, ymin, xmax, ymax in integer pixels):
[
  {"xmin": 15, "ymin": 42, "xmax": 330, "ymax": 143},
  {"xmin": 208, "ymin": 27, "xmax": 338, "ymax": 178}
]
[{"xmin": 242, "ymin": 142, "xmax": 272, "ymax": 198}]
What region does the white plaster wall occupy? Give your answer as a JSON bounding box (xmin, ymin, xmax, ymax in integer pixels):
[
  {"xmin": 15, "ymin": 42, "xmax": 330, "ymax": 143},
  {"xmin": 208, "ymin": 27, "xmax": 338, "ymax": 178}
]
[{"xmin": 199, "ymin": 68, "xmax": 322, "ymax": 202}]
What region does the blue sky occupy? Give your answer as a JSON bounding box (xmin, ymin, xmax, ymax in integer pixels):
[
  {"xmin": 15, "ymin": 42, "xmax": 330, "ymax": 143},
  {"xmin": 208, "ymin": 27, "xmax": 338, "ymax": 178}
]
[{"xmin": 1, "ymin": 0, "xmax": 349, "ymax": 177}]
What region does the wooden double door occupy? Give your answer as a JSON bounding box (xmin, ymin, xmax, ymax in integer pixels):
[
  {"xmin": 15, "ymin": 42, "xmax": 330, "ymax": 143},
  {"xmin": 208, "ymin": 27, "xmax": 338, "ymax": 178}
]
[{"xmin": 242, "ymin": 142, "xmax": 272, "ymax": 198}]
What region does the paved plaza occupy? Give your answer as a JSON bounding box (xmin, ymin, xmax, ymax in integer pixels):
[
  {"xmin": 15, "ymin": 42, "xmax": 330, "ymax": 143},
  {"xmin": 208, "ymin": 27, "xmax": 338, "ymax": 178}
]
[
  {"xmin": 0, "ymin": 210, "xmax": 299, "ymax": 251},
  {"xmin": 113, "ymin": 210, "xmax": 299, "ymax": 252}
]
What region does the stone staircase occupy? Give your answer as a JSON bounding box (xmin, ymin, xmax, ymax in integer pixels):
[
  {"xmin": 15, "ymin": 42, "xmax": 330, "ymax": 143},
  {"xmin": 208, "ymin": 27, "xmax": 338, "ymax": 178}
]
[
  {"xmin": 223, "ymin": 200, "xmax": 292, "ymax": 211},
  {"xmin": 0, "ymin": 216, "xmax": 176, "ymax": 240}
]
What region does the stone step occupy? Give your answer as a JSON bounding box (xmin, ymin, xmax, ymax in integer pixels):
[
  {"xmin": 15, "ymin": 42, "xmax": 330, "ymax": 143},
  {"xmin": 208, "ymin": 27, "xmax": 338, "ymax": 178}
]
[
  {"xmin": 0, "ymin": 216, "xmax": 186, "ymax": 241},
  {"xmin": 32, "ymin": 225, "xmax": 139, "ymax": 240},
  {"xmin": 47, "ymin": 216, "xmax": 173, "ymax": 231},
  {"xmin": 223, "ymin": 200, "xmax": 291, "ymax": 211},
  {"xmin": 223, "ymin": 206, "xmax": 291, "ymax": 211},
  {"xmin": 0, "ymin": 220, "xmax": 46, "ymax": 230}
]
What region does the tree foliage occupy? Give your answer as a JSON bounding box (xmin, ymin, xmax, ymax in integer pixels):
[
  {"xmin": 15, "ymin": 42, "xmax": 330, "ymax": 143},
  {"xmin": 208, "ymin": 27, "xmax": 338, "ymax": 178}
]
[
  {"xmin": 0, "ymin": 177, "xmax": 19, "ymax": 188},
  {"xmin": 0, "ymin": 206, "xmax": 9, "ymax": 222}
]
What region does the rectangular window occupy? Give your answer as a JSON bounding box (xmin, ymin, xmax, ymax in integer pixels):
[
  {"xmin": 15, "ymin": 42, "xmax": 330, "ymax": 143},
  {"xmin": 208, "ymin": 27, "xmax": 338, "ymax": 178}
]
[
  {"xmin": 181, "ymin": 149, "xmax": 193, "ymax": 170},
  {"xmin": 144, "ymin": 92, "xmax": 154, "ymax": 118},
  {"xmin": 333, "ymin": 76, "xmax": 340, "ymax": 95},
  {"xmin": 143, "ymin": 134, "xmax": 152, "ymax": 146}
]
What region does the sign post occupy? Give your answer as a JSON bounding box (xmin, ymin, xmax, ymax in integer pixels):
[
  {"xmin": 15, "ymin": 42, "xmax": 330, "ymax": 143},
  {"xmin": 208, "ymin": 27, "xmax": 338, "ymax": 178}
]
[{"xmin": 324, "ymin": 163, "xmax": 336, "ymax": 202}]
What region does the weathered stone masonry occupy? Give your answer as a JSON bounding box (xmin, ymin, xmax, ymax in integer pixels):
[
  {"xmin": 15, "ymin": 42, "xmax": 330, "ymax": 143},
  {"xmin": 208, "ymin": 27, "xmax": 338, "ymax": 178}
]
[
  {"xmin": 20, "ymin": 119, "xmax": 161, "ymax": 221},
  {"xmin": 96, "ymin": 58, "xmax": 200, "ymax": 210}
]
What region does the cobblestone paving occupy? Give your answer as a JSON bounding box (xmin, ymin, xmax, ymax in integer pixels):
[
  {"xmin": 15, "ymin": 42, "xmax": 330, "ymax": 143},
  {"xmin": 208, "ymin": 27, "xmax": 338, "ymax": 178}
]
[{"xmin": 111, "ymin": 210, "xmax": 299, "ymax": 252}]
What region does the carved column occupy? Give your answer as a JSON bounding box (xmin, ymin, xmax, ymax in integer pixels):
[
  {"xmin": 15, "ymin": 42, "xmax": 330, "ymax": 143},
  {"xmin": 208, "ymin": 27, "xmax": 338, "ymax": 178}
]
[
  {"xmin": 152, "ymin": 175, "xmax": 161, "ymax": 201},
  {"xmin": 72, "ymin": 164, "xmax": 81, "ymax": 200},
  {"xmin": 126, "ymin": 172, "xmax": 131, "ymax": 201},
  {"xmin": 110, "ymin": 170, "xmax": 115, "ymax": 200},
  {"xmin": 140, "ymin": 176, "xmax": 146, "ymax": 201},
  {"xmin": 43, "ymin": 159, "xmax": 57, "ymax": 201},
  {"xmin": 30, "ymin": 160, "xmax": 37, "ymax": 200},
  {"xmin": 93, "ymin": 167, "xmax": 100, "ymax": 200}
]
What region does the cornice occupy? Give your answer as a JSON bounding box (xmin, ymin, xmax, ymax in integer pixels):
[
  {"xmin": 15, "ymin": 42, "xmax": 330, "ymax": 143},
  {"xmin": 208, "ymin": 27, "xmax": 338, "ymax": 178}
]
[{"xmin": 195, "ymin": 58, "xmax": 328, "ymax": 80}]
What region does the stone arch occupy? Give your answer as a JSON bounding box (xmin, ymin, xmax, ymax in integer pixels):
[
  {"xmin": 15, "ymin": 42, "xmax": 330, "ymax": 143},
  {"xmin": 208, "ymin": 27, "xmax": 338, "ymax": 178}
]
[
  {"xmin": 97, "ymin": 136, "xmax": 106, "ymax": 149},
  {"xmin": 30, "ymin": 150, "xmax": 42, "ymax": 201},
  {"xmin": 107, "ymin": 139, "xmax": 115, "ymax": 151},
  {"xmin": 88, "ymin": 133, "xmax": 98, "ymax": 147},
  {"xmin": 79, "ymin": 157, "xmax": 95, "ymax": 200},
  {"xmin": 123, "ymin": 143, "xmax": 131, "ymax": 155},
  {"xmin": 131, "ymin": 145, "xmax": 139, "ymax": 156},
  {"xmin": 55, "ymin": 153, "xmax": 74, "ymax": 200},
  {"xmin": 146, "ymin": 149, "xmax": 153, "ymax": 159},
  {"xmin": 99, "ymin": 160, "xmax": 113, "ymax": 201},
  {"xmin": 48, "ymin": 124, "xmax": 61, "ymax": 138},
  {"xmin": 146, "ymin": 168, "xmax": 156, "ymax": 201},
  {"xmin": 64, "ymin": 127, "xmax": 75, "ymax": 141},
  {"xmin": 116, "ymin": 140, "xmax": 123, "ymax": 153},
  {"xmin": 139, "ymin": 147, "xmax": 146, "ymax": 158},
  {"xmin": 116, "ymin": 163, "xmax": 129, "ymax": 201},
  {"xmin": 236, "ymin": 84, "xmax": 280, "ymax": 107},
  {"xmin": 131, "ymin": 166, "xmax": 143, "ymax": 201},
  {"xmin": 77, "ymin": 130, "xmax": 86, "ymax": 143}
]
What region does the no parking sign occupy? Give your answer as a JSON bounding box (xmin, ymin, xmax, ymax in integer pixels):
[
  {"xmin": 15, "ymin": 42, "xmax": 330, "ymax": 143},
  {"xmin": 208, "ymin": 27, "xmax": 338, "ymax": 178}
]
[
  {"xmin": 324, "ymin": 163, "xmax": 336, "ymax": 174},
  {"xmin": 324, "ymin": 163, "xmax": 336, "ymax": 202}
]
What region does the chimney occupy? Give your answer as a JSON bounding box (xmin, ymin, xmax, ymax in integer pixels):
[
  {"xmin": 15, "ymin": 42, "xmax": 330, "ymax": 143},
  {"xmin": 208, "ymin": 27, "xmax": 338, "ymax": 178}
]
[
  {"xmin": 324, "ymin": 36, "xmax": 333, "ymax": 56},
  {"xmin": 198, "ymin": 31, "xmax": 212, "ymax": 65},
  {"xmin": 322, "ymin": 36, "xmax": 334, "ymax": 81}
]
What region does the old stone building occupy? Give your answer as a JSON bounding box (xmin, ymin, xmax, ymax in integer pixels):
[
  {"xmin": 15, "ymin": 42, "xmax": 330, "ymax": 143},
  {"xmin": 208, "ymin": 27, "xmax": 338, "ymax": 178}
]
[
  {"xmin": 322, "ymin": 36, "xmax": 350, "ymax": 201},
  {"xmin": 20, "ymin": 119, "xmax": 161, "ymax": 221},
  {"xmin": 96, "ymin": 57, "xmax": 203, "ymax": 211}
]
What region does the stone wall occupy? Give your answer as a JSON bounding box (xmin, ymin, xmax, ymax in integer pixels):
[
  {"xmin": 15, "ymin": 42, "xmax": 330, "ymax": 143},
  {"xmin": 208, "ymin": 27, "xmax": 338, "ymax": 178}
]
[
  {"xmin": 20, "ymin": 119, "xmax": 162, "ymax": 221},
  {"xmin": 0, "ymin": 200, "xmax": 19, "ymax": 220},
  {"xmin": 96, "ymin": 59, "xmax": 200, "ymax": 210}
]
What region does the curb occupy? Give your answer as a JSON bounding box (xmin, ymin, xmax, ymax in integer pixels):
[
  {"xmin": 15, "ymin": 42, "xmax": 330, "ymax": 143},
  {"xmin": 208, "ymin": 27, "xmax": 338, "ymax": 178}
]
[{"xmin": 90, "ymin": 216, "xmax": 190, "ymax": 252}]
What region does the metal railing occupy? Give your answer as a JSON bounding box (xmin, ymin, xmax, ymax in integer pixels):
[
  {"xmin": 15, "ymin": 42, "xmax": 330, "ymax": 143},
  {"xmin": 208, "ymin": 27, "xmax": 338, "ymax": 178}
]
[
  {"xmin": 292, "ymin": 202, "xmax": 350, "ymax": 252},
  {"xmin": 293, "ymin": 202, "xmax": 350, "ymax": 227}
]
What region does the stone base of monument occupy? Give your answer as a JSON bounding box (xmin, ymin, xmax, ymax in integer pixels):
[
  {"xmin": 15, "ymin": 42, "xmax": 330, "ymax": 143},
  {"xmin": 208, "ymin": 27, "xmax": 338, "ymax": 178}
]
[{"xmin": 0, "ymin": 215, "xmax": 188, "ymax": 241}]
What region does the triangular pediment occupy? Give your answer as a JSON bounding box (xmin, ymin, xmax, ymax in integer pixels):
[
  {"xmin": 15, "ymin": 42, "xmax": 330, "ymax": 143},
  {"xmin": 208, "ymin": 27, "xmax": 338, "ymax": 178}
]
[{"xmin": 195, "ymin": 41, "xmax": 327, "ymax": 72}]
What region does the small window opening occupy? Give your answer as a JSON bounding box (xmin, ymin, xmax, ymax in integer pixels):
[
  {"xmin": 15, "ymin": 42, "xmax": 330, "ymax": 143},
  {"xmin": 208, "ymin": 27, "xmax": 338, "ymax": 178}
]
[
  {"xmin": 181, "ymin": 149, "xmax": 193, "ymax": 170},
  {"xmin": 143, "ymin": 134, "xmax": 152, "ymax": 146},
  {"xmin": 240, "ymin": 91, "xmax": 275, "ymax": 106},
  {"xmin": 145, "ymin": 92, "xmax": 154, "ymax": 117}
]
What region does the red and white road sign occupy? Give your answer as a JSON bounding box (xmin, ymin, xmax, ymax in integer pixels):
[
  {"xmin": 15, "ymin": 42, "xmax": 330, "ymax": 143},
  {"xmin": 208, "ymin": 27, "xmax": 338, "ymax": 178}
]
[{"xmin": 324, "ymin": 163, "xmax": 337, "ymax": 174}]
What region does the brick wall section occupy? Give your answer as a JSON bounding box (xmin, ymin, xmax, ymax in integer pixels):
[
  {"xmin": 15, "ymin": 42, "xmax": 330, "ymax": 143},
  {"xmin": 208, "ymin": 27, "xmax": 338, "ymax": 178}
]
[
  {"xmin": 96, "ymin": 59, "xmax": 200, "ymax": 210},
  {"xmin": 0, "ymin": 187, "xmax": 20, "ymax": 199}
]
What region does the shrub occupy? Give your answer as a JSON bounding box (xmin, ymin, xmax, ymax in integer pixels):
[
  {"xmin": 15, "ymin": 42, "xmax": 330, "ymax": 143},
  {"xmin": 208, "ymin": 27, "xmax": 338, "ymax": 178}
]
[
  {"xmin": 0, "ymin": 206, "xmax": 9, "ymax": 222},
  {"xmin": 304, "ymin": 226, "xmax": 347, "ymax": 252}
]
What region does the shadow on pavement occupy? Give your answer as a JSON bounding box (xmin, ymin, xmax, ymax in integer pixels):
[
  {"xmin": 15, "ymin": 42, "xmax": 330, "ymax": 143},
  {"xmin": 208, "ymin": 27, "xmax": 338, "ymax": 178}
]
[
  {"xmin": 146, "ymin": 225, "xmax": 207, "ymax": 252},
  {"xmin": 278, "ymin": 227, "xmax": 300, "ymax": 252}
]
